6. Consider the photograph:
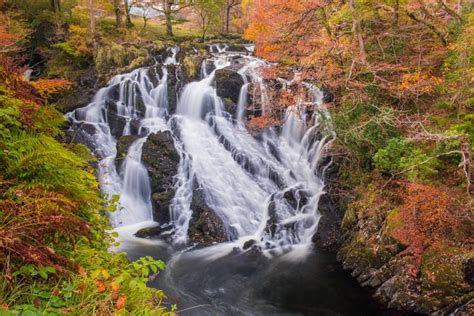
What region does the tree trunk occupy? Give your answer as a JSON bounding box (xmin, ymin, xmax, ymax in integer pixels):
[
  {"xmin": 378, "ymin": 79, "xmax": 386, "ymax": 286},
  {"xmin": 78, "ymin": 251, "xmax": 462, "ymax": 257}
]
[
  {"xmin": 124, "ymin": 0, "xmax": 134, "ymax": 28},
  {"xmin": 319, "ymin": 8, "xmax": 332, "ymax": 37},
  {"xmin": 406, "ymin": 11, "xmax": 448, "ymax": 46},
  {"xmin": 348, "ymin": 0, "xmax": 367, "ymax": 63},
  {"xmin": 113, "ymin": 0, "xmax": 123, "ymax": 28},
  {"xmin": 165, "ymin": 11, "xmax": 174, "ymax": 37},
  {"xmin": 88, "ymin": 0, "xmax": 97, "ymax": 50},
  {"xmin": 51, "ymin": 0, "xmax": 61, "ymax": 13},
  {"xmin": 394, "ymin": 0, "xmax": 400, "ymax": 28},
  {"xmin": 225, "ymin": 6, "xmax": 231, "ymax": 33}
]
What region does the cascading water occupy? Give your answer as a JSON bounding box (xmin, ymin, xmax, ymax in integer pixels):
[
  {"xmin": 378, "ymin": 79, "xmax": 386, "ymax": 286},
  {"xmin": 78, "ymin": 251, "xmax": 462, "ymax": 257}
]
[
  {"xmin": 68, "ymin": 48, "xmax": 178, "ymax": 228},
  {"xmin": 65, "ymin": 44, "xmax": 382, "ymax": 315}
]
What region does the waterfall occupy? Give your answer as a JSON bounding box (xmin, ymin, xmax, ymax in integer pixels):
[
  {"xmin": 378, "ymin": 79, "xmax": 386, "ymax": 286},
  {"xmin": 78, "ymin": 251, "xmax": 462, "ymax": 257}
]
[{"xmin": 68, "ymin": 44, "xmax": 333, "ymax": 253}]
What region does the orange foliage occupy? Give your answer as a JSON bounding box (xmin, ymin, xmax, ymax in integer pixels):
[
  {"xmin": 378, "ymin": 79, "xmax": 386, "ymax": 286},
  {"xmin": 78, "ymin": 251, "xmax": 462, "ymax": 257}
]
[
  {"xmin": 0, "ymin": 55, "xmax": 71, "ymax": 107},
  {"xmin": 0, "ymin": 56, "xmax": 42, "ymax": 104},
  {"xmin": 389, "ymin": 182, "xmax": 471, "ymax": 272},
  {"xmin": 31, "ymin": 79, "xmax": 71, "ymax": 99},
  {"xmin": 96, "ymin": 280, "xmax": 106, "ymax": 293},
  {"xmin": 114, "ymin": 295, "xmax": 127, "ymax": 310},
  {"xmin": 0, "ymin": 182, "xmax": 89, "ymax": 274},
  {"xmin": 244, "ymin": 0, "xmax": 457, "ymax": 105},
  {"xmin": 247, "ymin": 114, "xmax": 275, "ymax": 130},
  {"xmin": 0, "ymin": 15, "xmax": 19, "ymax": 53}
]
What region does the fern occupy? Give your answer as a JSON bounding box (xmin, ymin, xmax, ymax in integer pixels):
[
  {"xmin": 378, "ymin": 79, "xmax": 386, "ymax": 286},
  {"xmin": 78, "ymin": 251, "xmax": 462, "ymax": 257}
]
[{"xmin": 4, "ymin": 132, "xmax": 99, "ymax": 201}]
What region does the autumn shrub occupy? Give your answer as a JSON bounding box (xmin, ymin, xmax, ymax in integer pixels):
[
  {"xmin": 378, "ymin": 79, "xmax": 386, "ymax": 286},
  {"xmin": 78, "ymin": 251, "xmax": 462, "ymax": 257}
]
[
  {"xmin": 0, "ymin": 43, "xmax": 172, "ymax": 314},
  {"xmin": 384, "ymin": 182, "xmax": 472, "ymax": 279}
]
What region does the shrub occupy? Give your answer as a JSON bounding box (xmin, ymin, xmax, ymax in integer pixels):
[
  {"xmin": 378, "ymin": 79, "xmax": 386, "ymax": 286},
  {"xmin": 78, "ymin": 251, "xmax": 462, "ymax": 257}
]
[{"xmin": 373, "ymin": 138, "xmax": 439, "ymax": 181}]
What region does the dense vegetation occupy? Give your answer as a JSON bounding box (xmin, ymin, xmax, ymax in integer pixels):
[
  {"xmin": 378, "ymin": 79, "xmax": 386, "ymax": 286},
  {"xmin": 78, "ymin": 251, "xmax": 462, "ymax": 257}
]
[
  {"xmin": 0, "ymin": 0, "xmax": 472, "ymax": 314},
  {"xmin": 245, "ymin": 0, "xmax": 473, "ymax": 312},
  {"xmin": 0, "ymin": 1, "xmax": 189, "ymax": 314}
]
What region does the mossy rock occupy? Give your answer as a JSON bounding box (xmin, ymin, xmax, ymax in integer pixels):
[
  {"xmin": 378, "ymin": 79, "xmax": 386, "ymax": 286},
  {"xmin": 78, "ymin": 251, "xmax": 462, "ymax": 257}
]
[
  {"xmin": 142, "ymin": 131, "xmax": 180, "ymax": 224},
  {"xmin": 116, "ymin": 135, "xmax": 140, "ymax": 158},
  {"xmin": 214, "ymin": 68, "xmax": 244, "ymax": 117},
  {"xmin": 420, "ymin": 245, "xmax": 474, "ymax": 300},
  {"xmin": 95, "ymin": 42, "xmax": 152, "ymax": 82}
]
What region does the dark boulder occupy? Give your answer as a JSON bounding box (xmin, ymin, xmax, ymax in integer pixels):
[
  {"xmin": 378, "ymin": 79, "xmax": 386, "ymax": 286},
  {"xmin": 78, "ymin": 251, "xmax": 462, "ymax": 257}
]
[
  {"xmin": 312, "ymin": 194, "xmax": 342, "ymax": 251},
  {"xmin": 321, "ymin": 86, "xmax": 335, "ymax": 103},
  {"xmin": 215, "ymin": 68, "xmax": 245, "ymax": 116},
  {"xmin": 135, "ymin": 224, "xmax": 175, "ymax": 242},
  {"xmin": 166, "ymin": 64, "xmax": 180, "ymax": 115},
  {"xmin": 243, "ymin": 239, "xmax": 258, "ymax": 250},
  {"xmin": 56, "ymin": 67, "xmax": 97, "ymax": 113},
  {"xmin": 226, "ymin": 44, "xmax": 249, "ymax": 53},
  {"xmin": 142, "ymin": 131, "xmax": 180, "ymax": 223},
  {"xmin": 188, "ymin": 188, "xmax": 227, "ymax": 246},
  {"xmin": 105, "ymin": 100, "xmax": 128, "ymax": 138},
  {"xmin": 115, "ymin": 135, "xmax": 140, "ymax": 170}
]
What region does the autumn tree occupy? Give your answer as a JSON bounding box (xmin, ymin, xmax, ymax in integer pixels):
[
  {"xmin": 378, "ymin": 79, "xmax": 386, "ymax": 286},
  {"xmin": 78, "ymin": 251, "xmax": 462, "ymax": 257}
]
[
  {"xmin": 152, "ymin": 0, "xmax": 194, "ymax": 37},
  {"xmin": 193, "ymin": 0, "xmax": 224, "ymax": 40},
  {"xmin": 223, "ymin": 0, "xmax": 240, "ymax": 33}
]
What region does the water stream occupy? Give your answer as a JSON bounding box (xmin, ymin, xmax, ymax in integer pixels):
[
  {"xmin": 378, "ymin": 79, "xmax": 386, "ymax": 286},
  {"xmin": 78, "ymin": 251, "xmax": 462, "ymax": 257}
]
[{"xmin": 68, "ymin": 45, "xmax": 385, "ymax": 315}]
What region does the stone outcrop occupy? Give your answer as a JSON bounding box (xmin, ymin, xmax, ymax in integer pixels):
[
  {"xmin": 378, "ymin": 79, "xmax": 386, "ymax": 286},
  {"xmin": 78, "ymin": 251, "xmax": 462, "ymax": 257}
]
[
  {"xmin": 141, "ymin": 131, "xmax": 180, "ymax": 224},
  {"xmin": 336, "ymin": 184, "xmax": 473, "ymax": 314},
  {"xmin": 312, "ymin": 194, "xmax": 342, "ymax": 252},
  {"xmin": 115, "ymin": 135, "xmax": 140, "ymax": 169},
  {"xmin": 215, "ymin": 68, "xmax": 245, "ymax": 117},
  {"xmin": 188, "ymin": 187, "xmax": 228, "ymax": 246}
]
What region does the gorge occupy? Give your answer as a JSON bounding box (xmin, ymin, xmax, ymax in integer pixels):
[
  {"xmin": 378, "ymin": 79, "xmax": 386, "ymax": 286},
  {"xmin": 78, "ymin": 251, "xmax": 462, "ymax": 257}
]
[{"xmin": 67, "ymin": 44, "xmax": 382, "ymax": 314}]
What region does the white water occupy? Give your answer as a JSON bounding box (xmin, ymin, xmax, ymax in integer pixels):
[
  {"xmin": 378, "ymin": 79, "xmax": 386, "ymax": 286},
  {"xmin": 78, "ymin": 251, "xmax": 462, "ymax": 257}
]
[{"xmin": 68, "ymin": 44, "xmax": 333, "ymax": 254}]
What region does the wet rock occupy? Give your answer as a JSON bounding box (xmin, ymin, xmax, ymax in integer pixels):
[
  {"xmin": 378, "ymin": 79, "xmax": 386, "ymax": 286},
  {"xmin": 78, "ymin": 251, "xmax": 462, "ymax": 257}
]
[
  {"xmin": 105, "ymin": 100, "xmax": 127, "ymax": 138},
  {"xmin": 135, "ymin": 223, "xmax": 175, "ymax": 242},
  {"xmin": 166, "ymin": 64, "xmax": 180, "ymax": 115},
  {"xmin": 312, "ymin": 194, "xmax": 342, "ymax": 252},
  {"xmin": 135, "ymin": 225, "xmax": 163, "ymax": 239},
  {"xmin": 64, "ymin": 122, "xmax": 97, "ymax": 150},
  {"xmin": 188, "ymin": 188, "xmax": 227, "ymax": 246},
  {"xmin": 464, "ymin": 257, "xmax": 474, "ymax": 287},
  {"xmin": 181, "ymin": 55, "xmax": 205, "ymax": 81},
  {"xmin": 243, "ymin": 239, "xmax": 257, "ymax": 250},
  {"xmin": 226, "ymin": 43, "xmax": 249, "ymax": 52},
  {"xmin": 283, "ymin": 188, "xmax": 309, "ymax": 209},
  {"xmin": 115, "ymin": 135, "xmax": 140, "ymax": 169},
  {"xmin": 321, "ymin": 85, "xmax": 335, "ymax": 103},
  {"xmin": 142, "ymin": 131, "xmax": 180, "ymax": 223},
  {"xmin": 438, "ymin": 299, "xmax": 474, "ymax": 316},
  {"xmin": 204, "ymin": 60, "xmax": 216, "ymax": 75},
  {"xmin": 56, "ymin": 67, "xmax": 97, "ymax": 113},
  {"xmin": 215, "ymin": 68, "xmax": 244, "ymax": 116}
]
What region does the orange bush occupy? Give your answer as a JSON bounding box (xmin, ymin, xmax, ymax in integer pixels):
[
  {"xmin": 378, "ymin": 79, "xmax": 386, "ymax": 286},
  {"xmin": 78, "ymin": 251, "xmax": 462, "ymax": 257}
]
[
  {"xmin": 31, "ymin": 79, "xmax": 71, "ymax": 99},
  {"xmin": 389, "ymin": 182, "xmax": 470, "ymax": 271},
  {"xmin": 0, "ymin": 182, "xmax": 89, "ymax": 274}
]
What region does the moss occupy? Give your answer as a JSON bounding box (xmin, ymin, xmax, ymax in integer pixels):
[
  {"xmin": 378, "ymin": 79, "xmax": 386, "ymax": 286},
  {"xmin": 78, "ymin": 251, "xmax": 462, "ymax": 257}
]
[
  {"xmin": 182, "ymin": 56, "xmax": 196, "ymax": 78},
  {"xmin": 385, "ymin": 208, "xmax": 401, "ymax": 234},
  {"xmin": 341, "ymin": 206, "xmax": 358, "ymax": 231},
  {"xmin": 340, "ymin": 232, "xmax": 380, "ymax": 269},
  {"xmin": 420, "ymin": 244, "xmax": 473, "ymax": 300},
  {"xmin": 95, "ymin": 43, "xmax": 151, "ymax": 82}
]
